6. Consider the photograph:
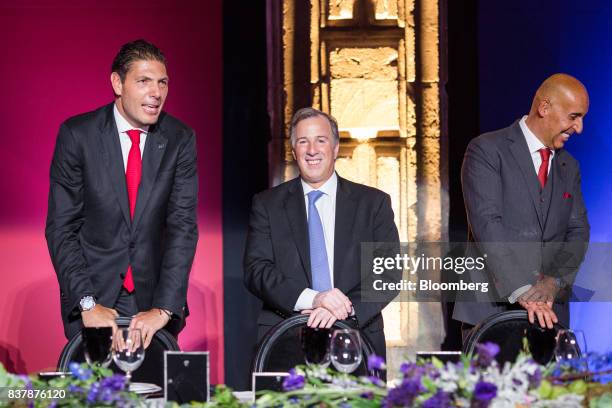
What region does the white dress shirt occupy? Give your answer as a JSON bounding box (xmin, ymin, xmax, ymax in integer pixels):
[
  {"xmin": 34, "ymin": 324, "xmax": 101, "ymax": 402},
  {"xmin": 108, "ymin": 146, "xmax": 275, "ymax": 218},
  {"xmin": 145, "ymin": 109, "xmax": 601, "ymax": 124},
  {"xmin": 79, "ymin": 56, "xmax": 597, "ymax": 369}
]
[
  {"xmin": 508, "ymin": 116, "xmax": 555, "ymax": 303},
  {"xmin": 113, "ymin": 104, "xmax": 147, "ymax": 171},
  {"xmin": 293, "ymin": 172, "xmax": 338, "ymax": 311}
]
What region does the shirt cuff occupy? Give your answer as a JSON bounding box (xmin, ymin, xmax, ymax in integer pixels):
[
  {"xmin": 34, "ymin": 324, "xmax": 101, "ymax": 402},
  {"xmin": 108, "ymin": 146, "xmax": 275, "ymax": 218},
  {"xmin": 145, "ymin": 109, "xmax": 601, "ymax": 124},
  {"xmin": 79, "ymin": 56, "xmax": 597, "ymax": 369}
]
[
  {"xmin": 294, "ymin": 288, "xmax": 319, "ymax": 311},
  {"xmin": 508, "ymin": 284, "xmax": 532, "ymax": 304}
]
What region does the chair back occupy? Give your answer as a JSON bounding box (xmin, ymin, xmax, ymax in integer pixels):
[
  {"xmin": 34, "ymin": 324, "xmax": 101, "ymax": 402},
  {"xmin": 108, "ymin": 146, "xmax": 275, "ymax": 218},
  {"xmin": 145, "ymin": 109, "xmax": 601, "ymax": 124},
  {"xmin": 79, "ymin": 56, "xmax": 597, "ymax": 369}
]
[
  {"xmin": 57, "ymin": 317, "xmax": 180, "ymax": 386},
  {"xmin": 462, "ymin": 310, "xmax": 568, "ymax": 365},
  {"xmin": 252, "ymin": 315, "xmax": 379, "ymax": 377}
]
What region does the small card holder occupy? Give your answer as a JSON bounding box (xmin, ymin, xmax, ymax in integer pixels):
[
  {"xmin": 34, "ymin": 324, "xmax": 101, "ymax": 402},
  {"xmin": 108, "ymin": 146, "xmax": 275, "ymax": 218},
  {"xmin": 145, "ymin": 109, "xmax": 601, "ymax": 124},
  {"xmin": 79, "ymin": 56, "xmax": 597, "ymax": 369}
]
[
  {"xmin": 252, "ymin": 372, "xmax": 289, "ymax": 400},
  {"xmin": 416, "ymin": 351, "xmax": 462, "ymax": 363},
  {"xmin": 164, "ymin": 351, "xmax": 210, "ymax": 403}
]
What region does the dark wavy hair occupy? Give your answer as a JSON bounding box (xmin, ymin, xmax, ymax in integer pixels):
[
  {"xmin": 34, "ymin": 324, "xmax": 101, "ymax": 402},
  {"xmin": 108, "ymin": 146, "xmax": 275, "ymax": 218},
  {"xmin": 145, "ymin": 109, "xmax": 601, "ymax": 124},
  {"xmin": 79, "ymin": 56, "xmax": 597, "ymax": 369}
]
[{"xmin": 111, "ymin": 39, "xmax": 166, "ymax": 82}]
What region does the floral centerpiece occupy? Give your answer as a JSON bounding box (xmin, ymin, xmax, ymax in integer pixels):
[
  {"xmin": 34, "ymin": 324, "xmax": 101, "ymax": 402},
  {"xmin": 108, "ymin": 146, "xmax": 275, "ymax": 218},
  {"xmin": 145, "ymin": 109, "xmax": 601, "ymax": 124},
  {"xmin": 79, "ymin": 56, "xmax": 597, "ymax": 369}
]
[{"xmin": 0, "ymin": 362, "xmax": 140, "ymax": 407}]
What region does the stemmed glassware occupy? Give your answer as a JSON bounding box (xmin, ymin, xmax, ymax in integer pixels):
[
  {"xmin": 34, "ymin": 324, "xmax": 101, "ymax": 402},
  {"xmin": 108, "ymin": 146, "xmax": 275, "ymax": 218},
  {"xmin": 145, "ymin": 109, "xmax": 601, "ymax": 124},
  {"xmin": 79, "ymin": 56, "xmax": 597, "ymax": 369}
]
[
  {"xmin": 112, "ymin": 328, "xmax": 145, "ymax": 383},
  {"xmin": 330, "ymin": 329, "xmax": 362, "ymax": 375},
  {"xmin": 554, "ymin": 329, "xmax": 588, "ymax": 372},
  {"xmin": 301, "ymin": 327, "xmax": 331, "ymax": 367},
  {"xmin": 82, "ymin": 327, "xmax": 113, "ymax": 368}
]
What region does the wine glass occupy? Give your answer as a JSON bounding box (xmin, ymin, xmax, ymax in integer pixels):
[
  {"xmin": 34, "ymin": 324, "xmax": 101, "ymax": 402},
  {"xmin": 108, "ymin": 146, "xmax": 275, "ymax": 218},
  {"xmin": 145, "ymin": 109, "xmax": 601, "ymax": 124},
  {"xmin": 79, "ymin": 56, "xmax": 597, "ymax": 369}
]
[
  {"xmin": 112, "ymin": 328, "xmax": 145, "ymax": 383},
  {"xmin": 330, "ymin": 329, "xmax": 362, "ymax": 374},
  {"xmin": 82, "ymin": 327, "xmax": 113, "ymax": 368},
  {"xmin": 554, "ymin": 329, "xmax": 587, "ymax": 372},
  {"xmin": 301, "ymin": 327, "xmax": 331, "ymax": 367}
]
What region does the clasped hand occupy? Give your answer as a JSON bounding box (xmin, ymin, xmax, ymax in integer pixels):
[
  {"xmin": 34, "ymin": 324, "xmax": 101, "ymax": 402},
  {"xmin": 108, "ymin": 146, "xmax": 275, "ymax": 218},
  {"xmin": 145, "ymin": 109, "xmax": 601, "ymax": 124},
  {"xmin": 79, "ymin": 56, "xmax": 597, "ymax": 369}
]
[{"xmin": 301, "ymin": 288, "xmax": 352, "ymax": 328}]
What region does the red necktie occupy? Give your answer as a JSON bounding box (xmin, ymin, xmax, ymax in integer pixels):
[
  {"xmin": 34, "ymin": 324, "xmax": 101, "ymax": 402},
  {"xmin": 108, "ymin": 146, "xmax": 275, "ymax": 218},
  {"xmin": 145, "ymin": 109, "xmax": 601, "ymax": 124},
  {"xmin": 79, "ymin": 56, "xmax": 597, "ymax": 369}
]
[
  {"xmin": 537, "ymin": 148, "xmax": 551, "ymax": 189},
  {"xmin": 123, "ymin": 129, "xmax": 142, "ymax": 292}
]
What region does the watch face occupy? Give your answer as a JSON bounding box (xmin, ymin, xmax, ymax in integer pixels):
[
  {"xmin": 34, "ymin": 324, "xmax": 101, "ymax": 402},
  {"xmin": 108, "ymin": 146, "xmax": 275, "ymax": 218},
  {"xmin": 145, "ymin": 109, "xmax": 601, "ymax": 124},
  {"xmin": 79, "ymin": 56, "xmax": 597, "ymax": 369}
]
[{"xmin": 81, "ymin": 296, "xmax": 95, "ymax": 311}]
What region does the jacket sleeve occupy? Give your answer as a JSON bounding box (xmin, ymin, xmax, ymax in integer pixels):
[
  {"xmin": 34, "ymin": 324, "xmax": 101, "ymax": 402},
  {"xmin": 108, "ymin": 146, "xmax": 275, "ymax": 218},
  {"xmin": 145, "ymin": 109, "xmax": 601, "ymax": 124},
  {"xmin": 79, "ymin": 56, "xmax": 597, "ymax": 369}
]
[
  {"xmin": 152, "ymin": 130, "xmax": 199, "ymax": 316},
  {"xmin": 45, "ymin": 123, "xmax": 95, "ymax": 316},
  {"xmin": 243, "ymin": 193, "xmax": 307, "ymax": 316}
]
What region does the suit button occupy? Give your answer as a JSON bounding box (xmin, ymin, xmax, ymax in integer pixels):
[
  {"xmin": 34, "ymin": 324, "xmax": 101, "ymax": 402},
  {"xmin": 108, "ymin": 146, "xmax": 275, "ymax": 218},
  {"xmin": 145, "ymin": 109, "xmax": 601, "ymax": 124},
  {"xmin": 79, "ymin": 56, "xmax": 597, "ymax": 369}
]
[
  {"xmin": 129, "ymin": 242, "xmax": 135, "ymax": 249},
  {"xmin": 120, "ymin": 272, "xmax": 125, "ymax": 279},
  {"xmin": 540, "ymin": 198, "xmax": 544, "ymax": 203}
]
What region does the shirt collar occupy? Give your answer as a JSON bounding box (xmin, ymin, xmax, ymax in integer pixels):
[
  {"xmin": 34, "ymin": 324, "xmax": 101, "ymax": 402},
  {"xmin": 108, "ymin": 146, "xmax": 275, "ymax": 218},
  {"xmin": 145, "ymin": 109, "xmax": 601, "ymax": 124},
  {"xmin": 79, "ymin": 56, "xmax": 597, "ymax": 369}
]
[
  {"xmin": 113, "ymin": 103, "xmax": 148, "ymax": 135},
  {"xmin": 519, "ymin": 115, "xmax": 554, "ymax": 157},
  {"xmin": 301, "ymin": 172, "xmax": 338, "ymax": 198}
]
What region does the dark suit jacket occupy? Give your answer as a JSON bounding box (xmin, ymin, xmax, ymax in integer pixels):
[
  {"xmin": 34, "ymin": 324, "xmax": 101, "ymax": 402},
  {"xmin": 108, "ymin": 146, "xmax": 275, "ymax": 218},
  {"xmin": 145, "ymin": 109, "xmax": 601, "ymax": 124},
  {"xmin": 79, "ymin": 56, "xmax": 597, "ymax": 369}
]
[
  {"xmin": 243, "ymin": 175, "xmax": 400, "ymax": 357},
  {"xmin": 454, "ymin": 120, "xmax": 589, "ymax": 326},
  {"xmin": 45, "ymin": 103, "xmax": 198, "ymax": 339}
]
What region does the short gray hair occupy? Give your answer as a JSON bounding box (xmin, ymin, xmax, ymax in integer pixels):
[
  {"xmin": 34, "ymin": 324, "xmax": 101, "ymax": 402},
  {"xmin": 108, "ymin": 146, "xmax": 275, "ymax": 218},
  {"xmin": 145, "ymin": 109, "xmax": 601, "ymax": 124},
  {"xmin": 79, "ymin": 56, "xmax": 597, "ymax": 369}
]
[{"xmin": 289, "ymin": 107, "xmax": 340, "ymax": 147}]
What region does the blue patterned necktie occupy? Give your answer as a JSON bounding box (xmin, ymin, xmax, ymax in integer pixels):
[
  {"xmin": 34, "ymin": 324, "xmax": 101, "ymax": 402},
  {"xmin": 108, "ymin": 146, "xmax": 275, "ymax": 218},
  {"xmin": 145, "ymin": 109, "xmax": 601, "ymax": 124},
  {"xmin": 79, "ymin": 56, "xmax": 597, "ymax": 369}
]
[{"xmin": 308, "ymin": 190, "xmax": 332, "ymax": 291}]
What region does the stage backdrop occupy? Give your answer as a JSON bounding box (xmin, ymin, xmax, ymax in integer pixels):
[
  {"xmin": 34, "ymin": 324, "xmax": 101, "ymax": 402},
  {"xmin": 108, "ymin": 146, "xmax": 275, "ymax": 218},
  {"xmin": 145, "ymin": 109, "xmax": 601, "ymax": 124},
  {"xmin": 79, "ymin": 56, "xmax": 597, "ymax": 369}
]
[
  {"xmin": 0, "ymin": 1, "xmax": 223, "ymax": 382},
  {"xmin": 479, "ymin": 0, "xmax": 612, "ymax": 352}
]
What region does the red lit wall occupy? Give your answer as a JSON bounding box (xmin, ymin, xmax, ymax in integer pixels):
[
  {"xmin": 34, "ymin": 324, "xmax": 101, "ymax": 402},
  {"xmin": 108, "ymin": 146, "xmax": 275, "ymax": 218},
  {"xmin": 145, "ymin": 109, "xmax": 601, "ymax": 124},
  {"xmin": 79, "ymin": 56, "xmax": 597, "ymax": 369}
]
[{"xmin": 0, "ymin": 0, "xmax": 223, "ymax": 382}]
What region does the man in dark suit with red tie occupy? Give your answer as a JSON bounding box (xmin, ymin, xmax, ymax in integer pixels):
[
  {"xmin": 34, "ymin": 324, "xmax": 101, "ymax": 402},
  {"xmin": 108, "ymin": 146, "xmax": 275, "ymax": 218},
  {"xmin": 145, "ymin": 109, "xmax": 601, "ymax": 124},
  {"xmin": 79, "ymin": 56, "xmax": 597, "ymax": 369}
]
[
  {"xmin": 45, "ymin": 40, "xmax": 198, "ymax": 347},
  {"xmin": 453, "ymin": 74, "xmax": 590, "ymax": 340}
]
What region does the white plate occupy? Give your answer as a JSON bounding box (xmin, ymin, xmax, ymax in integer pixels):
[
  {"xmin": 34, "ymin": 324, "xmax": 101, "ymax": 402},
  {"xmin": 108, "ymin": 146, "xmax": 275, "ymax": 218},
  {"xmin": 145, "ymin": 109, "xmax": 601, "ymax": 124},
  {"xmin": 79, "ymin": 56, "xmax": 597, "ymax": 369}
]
[{"xmin": 129, "ymin": 382, "xmax": 162, "ymax": 395}]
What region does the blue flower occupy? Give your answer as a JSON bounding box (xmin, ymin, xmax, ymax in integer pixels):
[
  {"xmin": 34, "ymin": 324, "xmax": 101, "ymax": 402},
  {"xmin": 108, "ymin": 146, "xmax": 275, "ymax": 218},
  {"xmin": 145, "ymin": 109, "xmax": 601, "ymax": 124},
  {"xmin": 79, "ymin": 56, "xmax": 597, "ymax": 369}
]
[
  {"xmin": 360, "ymin": 391, "xmax": 374, "ymax": 399},
  {"xmin": 399, "ymin": 362, "xmax": 425, "ymax": 380},
  {"xmin": 473, "ymin": 381, "xmax": 497, "ymax": 406},
  {"xmin": 475, "ymin": 342, "xmax": 500, "ymax": 367},
  {"xmin": 68, "ymin": 361, "xmax": 92, "ymax": 380},
  {"xmin": 368, "ymin": 354, "xmax": 386, "ymax": 371},
  {"xmin": 423, "ymin": 390, "xmax": 451, "ymax": 408},
  {"xmin": 282, "ymin": 369, "xmax": 305, "ymax": 391}
]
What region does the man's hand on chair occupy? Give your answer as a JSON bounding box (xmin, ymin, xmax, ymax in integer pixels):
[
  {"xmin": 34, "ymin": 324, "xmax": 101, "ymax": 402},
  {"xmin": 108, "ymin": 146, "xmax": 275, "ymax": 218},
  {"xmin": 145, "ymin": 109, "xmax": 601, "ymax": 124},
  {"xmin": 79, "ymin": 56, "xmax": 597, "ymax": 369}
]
[
  {"xmin": 518, "ymin": 298, "xmax": 558, "ymax": 329},
  {"xmin": 129, "ymin": 308, "xmax": 171, "ymax": 349},
  {"xmin": 312, "ymin": 289, "xmax": 352, "ymax": 320},
  {"xmin": 81, "ymin": 305, "xmax": 119, "ymax": 334},
  {"xmin": 301, "ymin": 308, "xmax": 337, "ymax": 328}
]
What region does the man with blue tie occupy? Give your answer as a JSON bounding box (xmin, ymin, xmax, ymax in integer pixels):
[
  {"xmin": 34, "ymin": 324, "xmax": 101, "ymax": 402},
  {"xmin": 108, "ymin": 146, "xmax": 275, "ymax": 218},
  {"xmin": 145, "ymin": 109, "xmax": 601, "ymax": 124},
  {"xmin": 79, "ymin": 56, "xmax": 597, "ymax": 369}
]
[{"xmin": 244, "ymin": 107, "xmax": 399, "ymax": 359}]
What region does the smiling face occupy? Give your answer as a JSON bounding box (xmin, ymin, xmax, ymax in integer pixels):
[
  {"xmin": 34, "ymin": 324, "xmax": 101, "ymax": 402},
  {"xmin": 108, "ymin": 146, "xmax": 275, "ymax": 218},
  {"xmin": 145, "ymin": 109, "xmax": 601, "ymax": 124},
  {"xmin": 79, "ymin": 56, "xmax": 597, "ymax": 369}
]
[
  {"xmin": 292, "ymin": 115, "xmax": 339, "ymax": 188},
  {"xmin": 539, "ymin": 88, "xmax": 589, "ymax": 149},
  {"xmin": 111, "ymin": 59, "xmax": 168, "ymax": 130}
]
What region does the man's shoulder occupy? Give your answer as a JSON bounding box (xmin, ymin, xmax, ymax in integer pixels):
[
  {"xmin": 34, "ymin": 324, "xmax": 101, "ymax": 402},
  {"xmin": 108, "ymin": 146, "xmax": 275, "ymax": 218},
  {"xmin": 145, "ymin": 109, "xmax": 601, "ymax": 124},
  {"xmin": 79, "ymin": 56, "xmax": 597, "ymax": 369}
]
[
  {"xmin": 253, "ymin": 178, "xmax": 299, "ymax": 203},
  {"xmin": 339, "ymin": 176, "xmax": 390, "ymax": 201},
  {"xmin": 61, "ymin": 104, "xmax": 111, "ymax": 132},
  {"xmin": 157, "ymin": 111, "xmax": 194, "ymax": 136},
  {"xmin": 470, "ymin": 122, "xmax": 519, "ymax": 149}
]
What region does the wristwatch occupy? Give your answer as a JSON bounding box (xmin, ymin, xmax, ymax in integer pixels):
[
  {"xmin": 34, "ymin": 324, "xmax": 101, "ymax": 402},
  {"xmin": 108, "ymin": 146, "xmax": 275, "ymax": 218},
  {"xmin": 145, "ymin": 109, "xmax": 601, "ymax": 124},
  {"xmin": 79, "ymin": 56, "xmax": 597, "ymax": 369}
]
[{"xmin": 79, "ymin": 295, "xmax": 97, "ymax": 312}]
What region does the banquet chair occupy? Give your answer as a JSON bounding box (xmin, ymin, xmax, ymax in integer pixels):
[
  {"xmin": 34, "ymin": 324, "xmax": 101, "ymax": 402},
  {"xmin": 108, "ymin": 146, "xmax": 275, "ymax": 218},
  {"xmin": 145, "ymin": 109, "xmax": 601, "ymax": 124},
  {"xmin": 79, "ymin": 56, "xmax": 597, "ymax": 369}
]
[
  {"xmin": 252, "ymin": 314, "xmax": 380, "ymax": 377},
  {"xmin": 462, "ymin": 310, "xmax": 569, "ymax": 365},
  {"xmin": 57, "ymin": 316, "xmax": 180, "ymax": 387}
]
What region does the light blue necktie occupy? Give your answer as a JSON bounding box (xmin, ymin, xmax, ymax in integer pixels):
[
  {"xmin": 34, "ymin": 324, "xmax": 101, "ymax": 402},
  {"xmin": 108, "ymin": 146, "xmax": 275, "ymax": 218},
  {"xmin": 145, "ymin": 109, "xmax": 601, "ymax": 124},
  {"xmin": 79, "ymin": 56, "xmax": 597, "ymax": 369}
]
[{"xmin": 308, "ymin": 190, "xmax": 332, "ymax": 291}]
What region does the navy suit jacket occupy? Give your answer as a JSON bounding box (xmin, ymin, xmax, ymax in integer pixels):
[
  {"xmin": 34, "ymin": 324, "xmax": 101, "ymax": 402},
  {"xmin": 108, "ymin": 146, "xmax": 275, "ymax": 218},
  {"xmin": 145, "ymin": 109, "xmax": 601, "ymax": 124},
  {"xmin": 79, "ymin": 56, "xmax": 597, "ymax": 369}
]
[
  {"xmin": 243, "ymin": 175, "xmax": 399, "ymax": 357},
  {"xmin": 45, "ymin": 103, "xmax": 198, "ymax": 339}
]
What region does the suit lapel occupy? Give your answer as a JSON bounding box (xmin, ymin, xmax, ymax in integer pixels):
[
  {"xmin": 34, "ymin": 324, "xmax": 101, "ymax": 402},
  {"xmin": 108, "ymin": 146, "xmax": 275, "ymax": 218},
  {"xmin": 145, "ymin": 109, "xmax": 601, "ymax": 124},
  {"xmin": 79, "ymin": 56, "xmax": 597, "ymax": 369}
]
[
  {"xmin": 98, "ymin": 104, "xmax": 131, "ymax": 228},
  {"xmin": 284, "ymin": 179, "xmax": 312, "ymax": 286},
  {"xmin": 333, "ymin": 176, "xmax": 357, "ymax": 289},
  {"xmin": 507, "ymin": 123, "xmax": 544, "ymax": 230},
  {"xmin": 132, "ymin": 123, "xmax": 168, "ymax": 229}
]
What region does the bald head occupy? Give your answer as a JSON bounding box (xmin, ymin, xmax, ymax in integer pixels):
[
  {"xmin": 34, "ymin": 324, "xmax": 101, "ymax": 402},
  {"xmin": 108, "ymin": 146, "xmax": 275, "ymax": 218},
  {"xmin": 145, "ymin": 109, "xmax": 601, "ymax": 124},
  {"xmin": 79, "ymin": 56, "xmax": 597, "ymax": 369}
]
[{"xmin": 525, "ymin": 73, "xmax": 589, "ymax": 149}]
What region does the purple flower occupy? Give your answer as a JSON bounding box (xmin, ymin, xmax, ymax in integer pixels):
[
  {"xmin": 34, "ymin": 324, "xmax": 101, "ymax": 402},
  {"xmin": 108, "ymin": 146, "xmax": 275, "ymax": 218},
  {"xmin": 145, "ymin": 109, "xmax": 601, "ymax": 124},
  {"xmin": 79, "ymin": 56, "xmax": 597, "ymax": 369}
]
[
  {"xmin": 473, "ymin": 381, "xmax": 497, "ymax": 406},
  {"xmin": 360, "ymin": 391, "xmax": 374, "ymax": 399},
  {"xmin": 383, "ymin": 378, "xmax": 425, "ymax": 407},
  {"xmin": 282, "ymin": 369, "xmax": 305, "ymax": 391},
  {"xmin": 399, "ymin": 362, "xmax": 425, "ymax": 380},
  {"xmin": 368, "ymin": 354, "xmax": 386, "ymax": 371},
  {"xmin": 367, "ymin": 375, "xmax": 385, "ymax": 387},
  {"xmin": 528, "ymin": 368, "xmax": 542, "ymax": 388},
  {"xmin": 475, "ymin": 342, "xmax": 500, "ymax": 367},
  {"xmin": 101, "ymin": 374, "xmax": 127, "ymax": 392},
  {"xmin": 423, "ymin": 390, "xmax": 451, "ymax": 408}
]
